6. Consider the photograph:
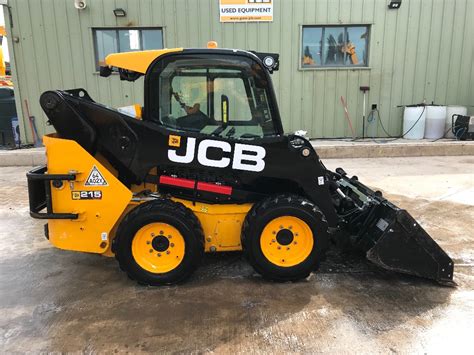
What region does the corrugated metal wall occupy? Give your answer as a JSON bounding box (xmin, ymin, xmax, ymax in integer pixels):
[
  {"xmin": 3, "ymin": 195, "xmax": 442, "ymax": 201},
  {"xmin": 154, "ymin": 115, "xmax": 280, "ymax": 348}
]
[{"xmin": 5, "ymin": 0, "xmax": 474, "ymax": 142}]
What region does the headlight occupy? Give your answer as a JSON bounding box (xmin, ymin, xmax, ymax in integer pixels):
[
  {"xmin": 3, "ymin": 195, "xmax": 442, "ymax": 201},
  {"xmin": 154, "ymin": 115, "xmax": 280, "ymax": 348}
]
[
  {"xmin": 301, "ymin": 148, "xmax": 311, "ymax": 157},
  {"xmin": 263, "ymin": 56, "xmax": 275, "ymax": 68}
]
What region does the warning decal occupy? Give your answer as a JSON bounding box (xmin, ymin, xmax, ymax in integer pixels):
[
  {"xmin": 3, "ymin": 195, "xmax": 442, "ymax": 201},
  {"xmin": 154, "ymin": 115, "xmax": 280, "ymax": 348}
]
[{"xmin": 85, "ymin": 166, "xmax": 108, "ymax": 186}]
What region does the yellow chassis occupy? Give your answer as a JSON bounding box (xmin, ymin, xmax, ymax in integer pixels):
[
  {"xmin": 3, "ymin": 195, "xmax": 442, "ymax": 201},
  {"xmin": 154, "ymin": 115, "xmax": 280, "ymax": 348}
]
[{"xmin": 43, "ymin": 134, "xmax": 251, "ymax": 256}]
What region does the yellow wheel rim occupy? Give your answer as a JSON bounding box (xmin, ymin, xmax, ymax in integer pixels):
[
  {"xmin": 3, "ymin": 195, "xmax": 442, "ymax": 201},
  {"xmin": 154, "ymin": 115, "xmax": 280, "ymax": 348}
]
[
  {"xmin": 260, "ymin": 216, "xmax": 314, "ymax": 267},
  {"xmin": 131, "ymin": 222, "xmax": 185, "ymax": 273}
]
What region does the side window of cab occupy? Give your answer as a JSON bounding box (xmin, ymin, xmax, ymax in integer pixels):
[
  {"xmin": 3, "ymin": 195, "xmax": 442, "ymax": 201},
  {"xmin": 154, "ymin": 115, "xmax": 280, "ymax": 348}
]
[{"xmin": 147, "ymin": 54, "xmax": 278, "ymax": 139}]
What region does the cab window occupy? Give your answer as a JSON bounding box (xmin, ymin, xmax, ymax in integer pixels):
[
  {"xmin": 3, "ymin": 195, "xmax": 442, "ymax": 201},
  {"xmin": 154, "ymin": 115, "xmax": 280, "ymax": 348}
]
[
  {"xmin": 148, "ymin": 54, "xmax": 278, "ymax": 139},
  {"xmin": 213, "ymin": 77, "xmax": 252, "ymax": 122}
]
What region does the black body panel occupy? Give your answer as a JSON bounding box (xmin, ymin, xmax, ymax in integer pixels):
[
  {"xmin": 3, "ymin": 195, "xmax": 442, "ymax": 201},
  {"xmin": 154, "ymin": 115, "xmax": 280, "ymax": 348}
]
[
  {"xmin": 39, "ymin": 89, "xmax": 338, "ymax": 226},
  {"xmin": 39, "ymin": 48, "xmax": 338, "ymax": 226}
]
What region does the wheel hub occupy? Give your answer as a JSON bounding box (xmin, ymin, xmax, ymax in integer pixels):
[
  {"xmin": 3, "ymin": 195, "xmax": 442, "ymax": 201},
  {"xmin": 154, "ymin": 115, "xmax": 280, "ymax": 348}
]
[
  {"xmin": 152, "ymin": 235, "xmax": 170, "ymax": 252},
  {"xmin": 260, "ymin": 216, "xmax": 314, "ymax": 267},
  {"xmin": 131, "ymin": 222, "xmax": 186, "ymax": 274},
  {"xmin": 276, "ymin": 229, "xmax": 294, "ymax": 245}
]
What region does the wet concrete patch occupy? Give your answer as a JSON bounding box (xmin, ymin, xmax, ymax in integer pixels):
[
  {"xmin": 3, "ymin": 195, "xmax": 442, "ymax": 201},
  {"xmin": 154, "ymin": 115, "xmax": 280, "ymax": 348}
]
[
  {"xmin": 0, "ymin": 247, "xmax": 459, "ymax": 353},
  {"xmin": 1, "ymin": 163, "xmax": 473, "ymax": 353}
]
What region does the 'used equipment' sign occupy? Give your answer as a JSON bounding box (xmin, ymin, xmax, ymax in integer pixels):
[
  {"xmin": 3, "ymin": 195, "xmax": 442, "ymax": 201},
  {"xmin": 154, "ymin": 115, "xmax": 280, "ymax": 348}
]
[{"xmin": 219, "ymin": 0, "xmax": 273, "ymax": 23}]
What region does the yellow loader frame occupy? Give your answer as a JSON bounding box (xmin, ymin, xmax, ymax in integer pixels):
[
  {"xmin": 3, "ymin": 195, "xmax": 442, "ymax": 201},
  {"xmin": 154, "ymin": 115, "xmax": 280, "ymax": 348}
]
[{"xmin": 42, "ymin": 134, "xmax": 251, "ymax": 256}]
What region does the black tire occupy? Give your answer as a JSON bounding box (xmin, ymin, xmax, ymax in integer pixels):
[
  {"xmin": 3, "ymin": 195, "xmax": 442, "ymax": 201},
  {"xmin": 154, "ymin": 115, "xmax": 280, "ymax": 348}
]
[
  {"xmin": 242, "ymin": 194, "xmax": 328, "ymax": 281},
  {"xmin": 113, "ymin": 199, "xmax": 204, "ymax": 286}
]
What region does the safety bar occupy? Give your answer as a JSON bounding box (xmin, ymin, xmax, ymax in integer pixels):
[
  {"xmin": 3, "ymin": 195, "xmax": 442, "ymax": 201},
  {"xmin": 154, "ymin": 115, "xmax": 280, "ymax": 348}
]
[{"xmin": 26, "ymin": 165, "xmax": 79, "ymax": 220}]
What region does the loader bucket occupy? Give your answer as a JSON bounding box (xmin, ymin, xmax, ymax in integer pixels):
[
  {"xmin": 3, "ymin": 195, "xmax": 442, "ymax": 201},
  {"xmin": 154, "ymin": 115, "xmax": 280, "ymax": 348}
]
[
  {"xmin": 365, "ymin": 208, "xmax": 454, "ymax": 285},
  {"xmin": 334, "ymin": 170, "xmax": 455, "ymax": 285}
]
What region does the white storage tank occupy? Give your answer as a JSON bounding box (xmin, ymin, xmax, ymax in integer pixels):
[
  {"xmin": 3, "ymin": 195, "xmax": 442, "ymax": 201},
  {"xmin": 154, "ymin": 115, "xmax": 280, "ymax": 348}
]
[
  {"xmin": 425, "ymin": 105, "xmax": 447, "ymax": 139},
  {"xmin": 445, "ymin": 106, "xmax": 468, "ymax": 138},
  {"xmin": 403, "ymin": 105, "xmax": 427, "ymax": 140}
]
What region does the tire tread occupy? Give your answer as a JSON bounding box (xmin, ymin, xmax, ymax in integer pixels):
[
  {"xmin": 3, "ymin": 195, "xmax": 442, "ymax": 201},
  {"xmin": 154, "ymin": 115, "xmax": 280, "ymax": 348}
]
[
  {"xmin": 113, "ymin": 198, "xmax": 204, "ymax": 286},
  {"xmin": 242, "ymin": 194, "xmax": 327, "ymax": 281}
]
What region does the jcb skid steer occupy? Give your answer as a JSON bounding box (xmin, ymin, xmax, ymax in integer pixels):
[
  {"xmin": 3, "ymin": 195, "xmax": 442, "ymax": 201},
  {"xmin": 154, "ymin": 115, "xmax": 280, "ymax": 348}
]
[{"xmin": 27, "ymin": 44, "xmax": 454, "ymax": 286}]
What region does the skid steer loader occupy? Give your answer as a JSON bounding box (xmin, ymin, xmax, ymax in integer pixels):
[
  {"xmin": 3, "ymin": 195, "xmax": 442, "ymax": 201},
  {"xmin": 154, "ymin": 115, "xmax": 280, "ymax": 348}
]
[{"xmin": 27, "ymin": 44, "xmax": 454, "ymax": 286}]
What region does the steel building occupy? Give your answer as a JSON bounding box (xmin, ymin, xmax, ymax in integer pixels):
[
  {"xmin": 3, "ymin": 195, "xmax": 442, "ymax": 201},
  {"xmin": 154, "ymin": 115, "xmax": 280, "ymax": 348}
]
[{"xmin": 2, "ymin": 0, "xmax": 473, "ymax": 142}]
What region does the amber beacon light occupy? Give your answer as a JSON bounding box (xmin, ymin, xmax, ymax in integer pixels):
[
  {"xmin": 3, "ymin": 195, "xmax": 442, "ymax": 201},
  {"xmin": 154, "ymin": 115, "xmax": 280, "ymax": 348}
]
[{"xmin": 207, "ymin": 41, "xmax": 218, "ymax": 49}]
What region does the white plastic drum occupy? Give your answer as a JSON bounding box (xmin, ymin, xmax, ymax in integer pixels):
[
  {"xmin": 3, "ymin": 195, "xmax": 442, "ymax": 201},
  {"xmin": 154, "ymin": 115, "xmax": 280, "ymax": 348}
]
[
  {"xmin": 403, "ymin": 106, "xmax": 427, "ymax": 139},
  {"xmin": 445, "ymin": 106, "xmax": 468, "ymax": 138},
  {"xmin": 425, "ymin": 105, "xmax": 447, "ymax": 139}
]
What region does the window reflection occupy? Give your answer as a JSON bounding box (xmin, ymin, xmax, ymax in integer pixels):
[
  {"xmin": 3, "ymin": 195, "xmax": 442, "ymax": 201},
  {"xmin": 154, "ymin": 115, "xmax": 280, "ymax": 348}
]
[{"xmin": 302, "ymin": 25, "xmax": 369, "ymax": 68}]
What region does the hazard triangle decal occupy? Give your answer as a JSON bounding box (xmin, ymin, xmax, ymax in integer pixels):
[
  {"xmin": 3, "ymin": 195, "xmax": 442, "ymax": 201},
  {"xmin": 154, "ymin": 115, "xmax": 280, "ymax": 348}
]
[{"xmin": 85, "ymin": 166, "xmax": 108, "ymax": 186}]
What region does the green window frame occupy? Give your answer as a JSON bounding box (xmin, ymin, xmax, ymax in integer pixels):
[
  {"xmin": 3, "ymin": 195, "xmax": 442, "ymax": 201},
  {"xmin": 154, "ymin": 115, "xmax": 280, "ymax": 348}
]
[{"xmin": 301, "ymin": 25, "xmax": 370, "ymax": 69}]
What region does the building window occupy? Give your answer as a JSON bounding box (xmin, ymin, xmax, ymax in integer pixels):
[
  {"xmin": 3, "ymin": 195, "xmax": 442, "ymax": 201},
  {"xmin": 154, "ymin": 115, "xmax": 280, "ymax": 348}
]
[
  {"xmin": 301, "ymin": 25, "xmax": 369, "ymax": 68},
  {"xmin": 93, "ymin": 28, "xmax": 163, "ymax": 70}
]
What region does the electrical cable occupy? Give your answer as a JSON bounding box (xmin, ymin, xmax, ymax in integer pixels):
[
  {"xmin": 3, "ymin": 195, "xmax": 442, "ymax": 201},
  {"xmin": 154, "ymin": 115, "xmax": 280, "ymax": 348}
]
[
  {"xmin": 373, "ymin": 109, "xmax": 398, "ymax": 138},
  {"xmin": 400, "ymin": 105, "xmax": 427, "ymax": 138},
  {"xmin": 317, "ymin": 104, "xmax": 427, "ymax": 143},
  {"xmin": 431, "ymin": 125, "xmax": 453, "ymax": 142},
  {"xmin": 365, "ymin": 106, "xmax": 427, "ymax": 143},
  {"xmin": 380, "ymin": 106, "xmax": 426, "ymax": 138},
  {"xmin": 456, "ymin": 127, "xmax": 467, "ymax": 140},
  {"xmin": 367, "ymin": 110, "xmax": 399, "ymax": 143}
]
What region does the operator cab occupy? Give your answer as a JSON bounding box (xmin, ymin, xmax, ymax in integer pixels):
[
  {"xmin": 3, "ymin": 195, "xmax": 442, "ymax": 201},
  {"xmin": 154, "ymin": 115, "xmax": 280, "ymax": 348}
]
[
  {"xmin": 101, "ymin": 46, "xmax": 282, "ymax": 140},
  {"xmin": 146, "ymin": 52, "xmax": 280, "ymax": 139}
]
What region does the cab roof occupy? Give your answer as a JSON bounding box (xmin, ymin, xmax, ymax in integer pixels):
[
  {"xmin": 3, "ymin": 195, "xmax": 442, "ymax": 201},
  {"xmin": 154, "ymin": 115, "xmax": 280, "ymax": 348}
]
[
  {"xmin": 103, "ymin": 48, "xmax": 279, "ymax": 76},
  {"xmin": 104, "ymin": 48, "xmax": 184, "ymax": 74}
]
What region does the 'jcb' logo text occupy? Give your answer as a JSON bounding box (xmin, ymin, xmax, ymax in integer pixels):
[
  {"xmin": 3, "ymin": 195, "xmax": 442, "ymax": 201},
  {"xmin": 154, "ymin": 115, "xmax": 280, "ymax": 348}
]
[{"xmin": 168, "ymin": 137, "xmax": 266, "ymax": 172}]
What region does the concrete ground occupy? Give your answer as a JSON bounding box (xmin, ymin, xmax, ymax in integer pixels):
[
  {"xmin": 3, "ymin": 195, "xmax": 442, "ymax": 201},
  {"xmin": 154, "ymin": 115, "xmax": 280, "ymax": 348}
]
[{"xmin": 0, "ymin": 156, "xmax": 473, "ymax": 353}]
